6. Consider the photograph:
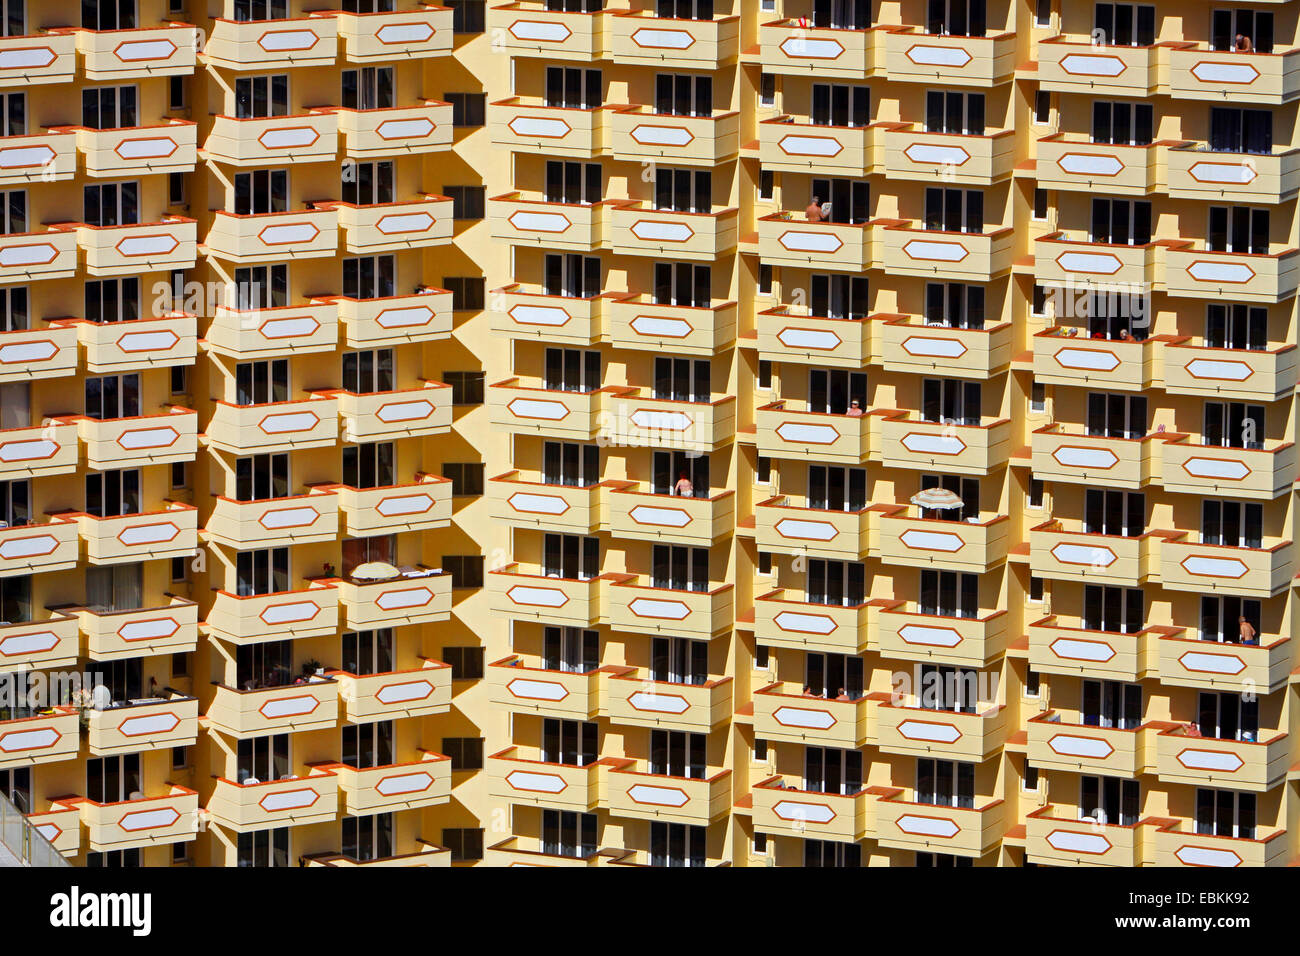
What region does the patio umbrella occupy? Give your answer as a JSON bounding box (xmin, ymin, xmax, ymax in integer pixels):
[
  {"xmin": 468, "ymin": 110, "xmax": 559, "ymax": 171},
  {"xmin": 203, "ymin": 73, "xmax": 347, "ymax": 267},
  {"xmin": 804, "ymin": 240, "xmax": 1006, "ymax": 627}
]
[
  {"xmin": 350, "ymin": 561, "xmax": 400, "ymax": 582},
  {"xmin": 910, "ymin": 488, "xmax": 963, "ymax": 511}
]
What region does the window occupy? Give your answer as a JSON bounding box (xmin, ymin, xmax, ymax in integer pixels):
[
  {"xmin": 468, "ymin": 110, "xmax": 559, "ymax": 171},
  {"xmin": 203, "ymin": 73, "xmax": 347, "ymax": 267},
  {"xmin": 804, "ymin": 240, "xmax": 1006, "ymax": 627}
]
[
  {"xmin": 812, "ymin": 84, "xmax": 869, "ymax": 127},
  {"xmin": 758, "ymin": 73, "xmax": 775, "ymax": 108},
  {"xmin": 0, "ymin": 575, "xmax": 30, "ymax": 626},
  {"xmin": 544, "ymin": 160, "xmax": 600, "ymax": 204},
  {"xmin": 1200, "ymin": 595, "xmax": 1261, "ymax": 645},
  {"xmin": 1211, "ymin": 8, "xmax": 1272, "ymax": 53},
  {"xmin": 235, "ymin": 359, "xmax": 288, "ymax": 406},
  {"xmin": 1028, "ymin": 478, "xmax": 1044, "ymax": 509},
  {"xmin": 926, "ymin": 90, "xmax": 984, "ymax": 135},
  {"xmin": 808, "ymin": 0, "xmax": 867, "ymax": 28},
  {"xmin": 171, "ymin": 556, "xmax": 186, "ymax": 581},
  {"xmin": 920, "ymin": 664, "xmax": 978, "ymax": 713},
  {"xmin": 924, "ymin": 282, "xmax": 983, "ymax": 329},
  {"xmin": 0, "ymin": 1, "xmax": 25, "ymax": 37},
  {"xmin": 652, "ymin": 543, "xmax": 708, "ymax": 592},
  {"xmin": 1093, "ymin": 3, "xmax": 1155, "ymax": 46},
  {"xmin": 1024, "ymin": 668, "xmax": 1040, "ymax": 698},
  {"xmin": 0, "ymin": 478, "xmax": 28, "ymax": 527},
  {"xmin": 445, "ymin": 92, "xmax": 486, "ymax": 127},
  {"xmin": 1196, "ymin": 788, "xmax": 1255, "ymax": 838},
  {"xmin": 1083, "ymin": 488, "xmax": 1145, "ymax": 537},
  {"xmin": 1081, "ymin": 775, "xmax": 1139, "ymax": 826},
  {"xmin": 922, "ymin": 377, "xmax": 981, "ymax": 425},
  {"xmin": 1033, "ymin": 89, "xmax": 1051, "ymax": 125},
  {"xmin": 442, "ymin": 369, "xmax": 485, "ymax": 405},
  {"xmin": 758, "ymin": 168, "xmax": 774, "ymax": 200},
  {"xmin": 87, "ymin": 753, "xmax": 141, "ymax": 803},
  {"xmin": 928, "ymin": 0, "xmax": 986, "ymax": 35},
  {"xmin": 234, "ymin": 264, "xmax": 287, "ymax": 310},
  {"xmin": 342, "ymin": 720, "xmax": 393, "ymax": 769},
  {"xmin": 236, "ymin": 640, "xmax": 292, "ymax": 690},
  {"xmin": 1029, "ymin": 576, "xmax": 1043, "ymax": 602},
  {"xmin": 235, "ymin": 454, "xmax": 288, "ymax": 502},
  {"xmin": 236, "ymin": 548, "xmax": 289, "ymax": 596},
  {"xmin": 806, "ymin": 558, "xmax": 865, "ymax": 607},
  {"xmin": 84, "ymin": 278, "xmax": 139, "ymax": 323},
  {"xmin": 925, "ymin": 187, "xmax": 982, "ymax": 233},
  {"xmin": 1092, "ymin": 101, "xmax": 1153, "ymax": 146},
  {"xmin": 1035, "ymin": 0, "xmax": 1051, "ymax": 26},
  {"xmin": 652, "ymin": 355, "xmax": 708, "ymax": 402},
  {"xmin": 0, "ymin": 92, "xmax": 23, "ymax": 137},
  {"xmin": 920, "ymin": 569, "xmax": 979, "ymax": 619},
  {"xmin": 756, "ymin": 456, "xmax": 771, "ymax": 484},
  {"xmin": 808, "ymin": 465, "xmax": 866, "ymax": 512},
  {"xmin": 544, "ymin": 254, "xmax": 600, "ymax": 298},
  {"xmin": 234, "ymin": 0, "xmax": 287, "ymax": 20},
  {"xmin": 168, "ymin": 171, "xmax": 185, "ymax": 205},
  {"xmin": 1083, "ymin": 585, "xmax": 1144, "ymax": 633},
  {"xmin": 85, "ymin": 562, "xmax": 142, "ymax": 613},
  {"xmin": 234, "ymin": 75, "xmax": 289, "ymax": 119},
  {"xmin": 542, "ymin": 441, "xmax": 599, "ymax": 487},
  {"xmin": 448, "ymin": 0, "xmax": 485, "ymax": 33},
  {"xmin": 545, "ymin": 532, "xmax": 599, "ymax": 580},
  {"xmin": 442, "ymin": 737, "xmax": 484, "ymax": 771},
  {"xmin": 654, "ymin": 73, "xmax": 711, "ymax": 117},
  {"xmin": 1201, "ymin": 499, "xmax": 1262, "ymax": 549},
  {"xmin": 168, "ymin": 74, "xmax": 185, "ymax": 110},
  {"xmin": 342, "ymin": 349, "xmax": 393, "ymax": 394},
  {"xmin": 442, "ymin": 827, "xmax": 484, "ymax": 862},
  {"xmin": 341, "ymin": 629, "xmax": 394, "ymax": 675},
  {"xmin": 545, "ymin": 66, "xmax": 600, "ymax": 109},
  {"xmin": 87, "ymin": 849, "xmax": 141, "ymax": 867},
  {"xmin": 811, "ymin": 274, "xmax": 869, "ymax": 320},
  {"xmin": 650, "ymin": 636, "xmax": 707, "ymax": 685},
  {"xmin": 806, "ymin": 653, "xmax": 864, "ymax": 700},
  {"xmin": 171, "ymin": 460, "xmax": 187, "ymax": 488},
  {"xmin": 1208, "ymin": 205, "xmax": 1268, "ymax": 254},
  {"xmin": 442, "ymin": 555, "xmax": 484, "ymax": 589},
  {"xmin": 85, "ymin": 469, "xmax": 140, "ymax": 517},
  {"xmin": 0, "ymin": 767, "xmax": 30, "ymax": 813},
  {"xmin": 538, "ymin": 809, "xmax": 596, "ymax": 858},
  {"xmin": 1204, "ymin": 400, "xmax": 1263, "ymax": 450},
  {"xmin": 83, "ymin": 0, "xmax": 136, "ymax": 30},
  {"xmin": 344, "ymin": 256, "xmax": 394, "ymax": 300},
  {"xmin": 757, "ymin": 263, "xmax": 772, "ymax": 296},
  {"xmin": 650, "ymin": 822, "xmax": 708, "ymax": 866},
  {"xmin": 1207, "ymin": 303, "xmax": 1266, "ymax": 351},
  {"xmin": 0, "ymin": 287, "xmax": 26, "ymax": 331},
  {"xmin": 1198, "ymin": 691, "xmax": 1258, "ymax": 742},
  {"xmin": 654, "ymin": 262, "xmax": 710, "ymax": 307},
  {"xmin": 342, "ymin": 0, "xmax": 394, "ymax": 10},
  {"xmin": 917, "ymin": 758, "xmax": 975, "ymax": 808},
  {"xmin": 341, "ymin": 160, "xmax": 393, "ymax": 206},
  {"xmin": 809, "ymin": 175, "xmax": 869, "ymax": 224},
  {"xmin": 1209, "ymin": 107, "xmax": 1272, "ymax": 155},
  {"xmin": 1082, "ymin": 679, "xmax": 1142, "ymax": 729},
  {"xmin": 234, "ymin": 169, "xmax": 288, "ymax": 215},
  {"xmin": 1030, "ymin": 382, "xmax": 1047, "ymax": 413},
  {"xmin": 237, "ymin": 828, "xmax": 289, "ymax": 867},
  {"xmin": 1033, "ymin": 188, "xmax": 1048, "ymax": 220},
  {"xmin": 0, "ymin": 189, "xmax": 23, "ymax": 235},
  {"xmin": 172, "ymin": 652, "xmax": 190, "ymax": 677},
  {"xmin": 84, "ymin": 373, "xmax": 140, "ymax": 420},
  {"xmin": 653, "ymin": 448, "xmax": 708, "ymax": 496},
  {"xmin": 341, "ymin": 534, "xmax": 394, "ymax": 578},
  {"xmin": 443, "ymin": 462, "xmax": 484, "ymax": 497},
  {"xmin": 546, "ymin": 347, "xmax": 601, "ymax": 392},
  {"xmin": 442, "ymin": 645, "xmax": 484, "ymax": 680},
  {"xmin": 83, "ymin": 182, "xmax": 139, "ymax": 226},
  {"xmin": 442, "ymin": 277, "xmax": 485, "ymax": 312},
  {"xmin": 655, "ymin": 166, "xmax": 710, "ymax": 213},
  {"xmin": 341, "ymin": 66, "xmax": 393, "ymax": 111},
  {"xmin": 444, "ymin": 185, "xmax": 485, "ymax": 220},
  {"xmin": 81, "ymin": 86, "xmax": 136, "ymax": 130},
  {"xmin": 1086, "ymin": 391, "xmax": 1147, "ymax": 439},
  {"xmin": 342, "ymin": 813, "xmax": 392, "ymax": 863}
]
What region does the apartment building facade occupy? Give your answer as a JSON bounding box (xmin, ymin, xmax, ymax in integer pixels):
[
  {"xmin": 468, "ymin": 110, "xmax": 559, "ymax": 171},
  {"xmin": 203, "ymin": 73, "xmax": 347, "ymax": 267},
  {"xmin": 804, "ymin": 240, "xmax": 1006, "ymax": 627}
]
[{"xmin": 0, "ymin": 0, "xmax": 1295, "ymax": 867}]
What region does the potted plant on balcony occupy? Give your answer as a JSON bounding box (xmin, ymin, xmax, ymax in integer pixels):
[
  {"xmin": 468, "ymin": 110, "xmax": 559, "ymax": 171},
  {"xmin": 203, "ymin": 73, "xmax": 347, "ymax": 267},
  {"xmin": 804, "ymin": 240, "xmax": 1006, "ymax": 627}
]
[{"xmin": 69, "ymin": 687, "xmax": 93, "ymax": 729}]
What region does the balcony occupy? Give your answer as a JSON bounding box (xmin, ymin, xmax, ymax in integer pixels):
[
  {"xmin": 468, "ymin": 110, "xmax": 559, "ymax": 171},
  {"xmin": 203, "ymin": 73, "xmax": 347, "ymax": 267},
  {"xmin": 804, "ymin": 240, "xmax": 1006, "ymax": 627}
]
[
  {"xmin": 1168, "ymin": 46, "xmax": 1300, "ymax": 104},
  {"xmin": 1158, "ymin": 535, "xmax": 1294, "ymax": 598},
  {"xmin": 202, "ymin": 111, "xmax": 338, "ymax": 167},
  {"xmin": 871, "ymin": 601, "xmax": 1009, "ymax": 667},
  {"xmin": 752, "ymin": 777, "xmax": 872, "ymax": 843},
  {"xmin": 1163, "ymin": 243, "xmax": 1300, "ymax": 304},
  {"xmin": 752, "ymin": 683, "xmax": 872, "ymax": 748},
  {"xmin": 604, "ymin": 575, "xmax": 734, "ymax": 639},
  {"xmin": 488, "ymin": 380, "xmax": 600, "ymax": 441},
  {"xmin": 0, "ymin": 227, "xmax": 77, "ymax": 283},
  {"xmin": 0, "ymin": 707, "xmax": 79, "ymax": 770},
  {"xmin": 757, "ymin": 117, "xmax": 876, "ymax": 177},
  {"xmin": 335, "ymin": 6, "xmax": 453, "ymax": 62},
  {"xmin": 73, "ymin": 407, "xmax": 197, "ymax": 469},
  {"xmin": 1029, "ymin": 520, "xmax": 1160, "ymax": 586},
  {"xmin": 205, "ymin": 492, "xmax": 340, "ymax": 550},
  {"xmin": 1157, "ymin": 633, "xmax": 1291, "ymax": 694},
  {"xmin": 330, "ymin": 659, "xmax": 452, "ymax": 723},
  {"xmin": 0, "ymin": 422, "xmax": 78, "ymax": 481},
  {"xmin": 1037, "ymin": 37, "xmax": 1161, "ymax": 96},
  {"xmin": 757, "ymin": 20, "xmax": 874, "ymax": 78},
  {"xmin": 27, "ymin": 805, "xmax": 81, "ymax": 856},
  {"xmin": 486, "ymin": 837, "xmax": 601, "ymax": 867},
  {"xmin": 1030, "ymin": 425, "xmax": 1160, "ymax": 490},
  {"xmin": 79, "ymin": 597, "xmax": 200, "ymax": 661},
  {"xmin": 203, "ymin": 208, "xmax": 339, "ymax": 263},
  {"xmin": 877, "ymin": 317, "xmax": 1012, "ymax": 380},
  {"xmin": 1159, "ymin": 437, "xmax": 1297, "ymax": 501},
  {"xmin": 71, "ymin": 121, "xmax": 197, "ymax": 177},
  {"xmin": 876, "ymin": 220, "xmax": 1015, "ymax": 280},
  {"xmin": 1035, "ymin": 133, "xmax": 1165, "ymax": 196},
  {"xmin": 874, "ymin": 413, "xmax": 1013, "ymax": 476},
  {"xmin": 754, "ymin": 589, "xmax": 871, "ymax": 655},
  {"xmin": 333, "ymin": 569, "xmax": 452, "ymax": 630},
  {"xmin": 1166, "ymin": 145, "xmax": 1300, "ymax": 204},
  {"xmin": 488, "ymin": 746, "xmax": 601, "ymax": 811},
  {"xmin": 609, "ymin": 106, "xmax": 739, "ymax": 167},
  {"xmin": 1034, "ymin": 232, "xmax": 1159, "ymax": 289},
  {"xmin": 601, "ymin": 390, "xmax": 736, "ymax": 453},
  {"xmin": 754, "ymin": 496, "xmax": 871, "ymax": 560},
  {"xmin": 874, "ymin": 792, "xmax": 1006, "ymax": 857},
  {"xmin": 603, "ymin": 669, "xmax": 731, "ymax": 733},
  {"xmin": 1025, "ymin": 806, "xmax": 1141, "ymax": 867},
  {"xmin": 76, "ymin": 23, "xmax": 196, "ymax": 79},
  {"xmin": 79, "ymin": 314, "xmax": 197, "ymax": 373},
  {"xmin": 204, "ymin": 586, "xmax": 339, "ymax": 644},
  {"xmin": 1162, "ymin": 342, "xmax": 1297, "ymax": 403},
  {"xmin": 1154, "ymin": 725, "xmax": 1288, "ymax": 792},
  {"xmin": 336, "ymin": 102, "xmax": 454, "ymax": 158},
  {"xmin": 86, "ymin": 694, "xmax": 199, "ymax": 757},
  {"xmin": 489, "ymin": 472, "xmax": 602, "ymax": 535},
  {"xmin": 205, "ymin": 395, "xmax": 338, "ymax": 455},
  {"xmin": 605, "ymin": 485, "xmax": 734, "ymax": 546},
  {"xmin": 0, "ymin": 515, "xmax": 78, "ymax": 578},
  {"xmin": 488, "ymin": 193, "xmax": 606, "ymax": 252},
  {"xmin": 0, "ymin": 130, "xmax": 76, "ymax": 185},
  {"xmin": 203, "ymin": 15, "xmax": 339, "ymax": 70},
  {"xmin": 605, "ymin": 762, "xmax": 731, "ymax": 826},
  {"xmin": 486, "ymin": 2, "xmax": 608, "ymax": 60},
  {"xmin": 78, "ymin": 218, "xmax": 197, "ymax": 277},
  {"xmin": 78, "ymin": 786, "xmax": 199, "ymax": 852},
  {"xmin": 606, "ymin": 294, "xmax": 736, "ymax": 355},
  {"xmin": 331, "ymin": 477, "xmax": 452, "ymax": 536},
  {"xmin": 875, "ymin": 701, "xmax": 1008, "ymax": 761},
  {"xmin": 337, "ymin": 290, "xmax": 452, "ymax": 348},
  {"xmin": 873, "ymin": 507, "xmax": 1010, "ymax": 573},
  {"xmin": 489, "ymin": 98, "xmax": 609, "ymax": 159},
  {"xmin": 338, "ymin": 382, "xmax": 453, "ymax": 442},
  {"xmin": 0, "ymin": 611, "xmax": 79, "ymax": 673},
  {"xmin": 334, "ymin": 752, "xmax": 452, "ymax": 815},
  {"xmin": 76, "ymin": 503, "xmax": 199, "ymax": 566},
  {"xmin": 0, "ymin": 31, "xmax": 76, "ymax": 87},
  {"xmin": 490, "ymin": 287, "xmax": 604, "ymax": 346},
  {"xmin": 756, "ymin": 308, "xmax": 872, "ymax": 369},
  {"xmin": 326, "ymin": 196, "xmax": 454, "ymax": 254},
  {"xmin": 0, "ymin": 323, "xmax": 78, "ymax": 383},
  {"xmin": 755, "ymin": 402, "xmax": 871, "ymax": 464},
  {"xmin": 880, "ymin": 125, "xmax": 1014, "ymax": 185},
  {"xmin": 1026, "ymin": 615, "xmax": 1162, "ymax": 683},
  {"xmin": 206, "ymin": 768, "xmax": 340, "ymax": 832},
  {"xmin": 205, "ymin": 678, "xmax": 339, "ymax": 738},
  {"xmin": 488, "ymin": 564, "xmax": 602, "ymax": 627},
  {"xmin": 757, "ymin": 214, "xmax": 871, "ymax": 272},
  {"xmin": 1027, "ymin": 712, "xmax": 1150, "ymax": 776},
  {"xmin": 1149, "ymin": 823, "xmax": 1288, "ymax": 868},
  {"xmin": 881, "ymin": 28, "xmax": 1016, "ymax": 87},
  {"xmin": 489, "ymin": 656, "xmax": 602, "ymax": 720},
  {"xmin": 607, "ymin": 202, "xmax": 739, "ymax": 261},
  {"xmin": 609, "ymin": 11, "xmax": 738, "ymax": 69},
  {"xmin": 1032, "ymin": 328, "xmax": 1161, "ymax": 392},
  {"xmin": 204, "ymin": 301, "xmax": 339, "ymax": 359}
]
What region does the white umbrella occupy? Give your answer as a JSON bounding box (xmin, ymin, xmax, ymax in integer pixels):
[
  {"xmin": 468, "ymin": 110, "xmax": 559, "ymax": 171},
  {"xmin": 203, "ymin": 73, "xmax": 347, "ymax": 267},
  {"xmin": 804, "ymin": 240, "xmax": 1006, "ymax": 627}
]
[
  {"xmin": 350, "ymin": 561, "xmax": 400, "ymax": 582},
  {"xmin": 910, "ymin": 488, "xmax": 963, "ymax": 511}
]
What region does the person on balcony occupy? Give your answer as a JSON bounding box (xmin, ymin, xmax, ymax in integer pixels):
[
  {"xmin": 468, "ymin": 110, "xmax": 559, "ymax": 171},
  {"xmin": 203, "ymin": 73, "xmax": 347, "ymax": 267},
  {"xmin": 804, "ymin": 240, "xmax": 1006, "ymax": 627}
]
[
  {"xmin": 1239, "ymin": 616, "xmax": 1258, "ymax": 645},
  {"xmin": 805, "ymin": 196, "xmax": 824, "ymax": 222}
]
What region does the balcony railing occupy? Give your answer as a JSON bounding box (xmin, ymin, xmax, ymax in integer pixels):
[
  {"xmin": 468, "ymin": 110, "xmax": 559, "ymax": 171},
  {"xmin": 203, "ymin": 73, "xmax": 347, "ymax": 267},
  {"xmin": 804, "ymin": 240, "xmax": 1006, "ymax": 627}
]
[
  {"xmin": 203, "ymin": 207, "xmax": 339, "ymax": 263},
  {"xmin": 874, "ymin": 412, "xmax": 1012, "ymax": 476},
  {"xmin": 1035, "ymin": 133, "xmax": 1167, "ymax": 196},
  {"xmin": 1037, "ymin": 36, "xmax": 1161, "ymax": 95},
  {"xmin": 1154, "ymin": 724, "xmax": 1289, "ymax": 792},
  {"xmin": 1163, "ymin": 241, "xmax": 1300, "ymax": 304},
  {"xmin": 0, "ymin": 421, "xmax": 79, "ymax": 480},
  {"xmin": 1025, "ymin": 805, "xmax": 1142, "ymax": 867},
  {"xmin": 755, "ymin": 401, "xmax": 872, "ymax": 464},
  {"xmin": 205, "ymin": 395, "xmax": 339, "ymax": 454},
  {"xmin": 488, "ymin": 564, "xmax": 603, "ymax": 627},
  {"xmin": 76, "ymin": 785, "xmax": 199, "ymax": 852},
  {"xmin": 204, "ymin": 585, "xmax": 339, "ymax": 643},
  {"xmin": 329, "ymin": 658, "xmax": 452, "ymax": 723},
  {"xmin": 332, "ymin": 751, "xmax": 452, "ymax": 815},
  {"xmin": 608, "ymin": 10, "xmax": 739, "ymax": 69},
  {"xmin": 205, "ymin": 678, "xmax": 340, "ymax": 738},
  {"xmin": 202, "ymin": 111, "xmax": 339, "ymax": 166},
  {"xmin": 0, "ymin": 611, "xmax": 79, "ymax": 672},
  {"xmin": 489, "ymin": 287, "xmax": 605, "ymax": 345},
  {"xmin": 605, "ymin": 484, "xmax": 734, "ymax": 546},
  {"xmin": 879, "ymin": 124, "xmax": 1015, "ymax": 185},
  {"xmin": 1162, "ymin": 342, "xmax": 1297, "ymax": 403},
  {"xmin": 1168, "ymin": 45, "xmax": 1300, "ymax": 104},
  {"xmin": 206, "ymin": 767, "xmax": 340, "ymax": 831},
  {"xmin": 203, "ymin": 15, "xmax": 339, "ymax": 70},
  {"xmin": 1026, "ymin": 615, "xmax": 1173, "ymax": 683},
  {"xmin": 329, "ymin": 476, "xmax": 453, "ymax": 536},
  {"xmin": 605, "ymin": 761, "xmax": 731, "ymax": 826},
  {"xmin": 758, "ymin": 20, "xmax": 875, "ymax": 78},
  {"xmin": 1032, "ymin": 328, "xmax": 1163, "ymax": 392},
  {"xmin": 1166, "ymin": 144, "xmax": 1300, "ymax": 204},
  {"xmin": 871, "ymin": 600, "xmax": 1009, "ymax": 667},
  {"xmin": 79, "ymin": 596, "xmax": 199, "ymax": 661},
  {"xmin": 0, "ymin": 31, "xmax": 76, "ymax": 87},
  {"xmin": 875, "ymin": 700, "xmax": 1008, "ymax": 761},
  {"xmin": 607, "ymin": 202, "xmax": 739, "ymax": 261},
  {"xmin": 757, "ymin": 213, "xmax": 872, "ymax": 271},
  {"xmin": 489, "ymin": 656, "xmax": 603, "ymax": 720},
  {"xmin": 78, "ymin": 314, "xmax": 197, "ymax": 373},
  {"xmin": 604, "ymin": 574, "xmax": 734, "ymax": 638},
  {"xmin": 0, "ymin": 226, "xmax": 78, "ymax": 283},
  {"xmin": 1150, "ymin": 822, "xmax": 1288, "ymax": 868},
  {"xmin": 876, "ymin": 317, "xmax": 1012, "ymax": 380},
  {"xmin": 489, "ymin": 98, "xmax": 610, "ymax": 159},
  {"xmin": 489, "ymin": 471, "xmax": 603, "ymax": 535},
  {"xmin": 75, "ymin": 23, "xmax": 197, "ymax": 79},
  {"xmin": 1160, "ymin": 436, "xmax": 1297, "ymax": 501},
  {"xmin": 609, "ymin": 106, "xmax": 739, "ymax": 166},
  {"xmin": 876, "ymin": 219, "xmax": 1015, "ymax": 280},
  {"xmin": 205, "ymin": 492, "xmax": 340, "ymax": 550},
  {"xmin": 335, "ymin": 101, "xmax": 454, "ymax": 158},
  {"xmin": 336, "ymin": 289, "xmax": 453, "ymax": 348},
  {"xmin": 0, "ymin": 322, "xmax": 78, "ymax": 383},
  {"xmin": 873, "ymin": 506, "xmax": 1009, "ymax": 573},
  {"xmin": 486, "ymin": 2, "xmax": 609, "ymax": 60},
  {"xmin": 1157, "ymin": 632, "xmax": 1291, "ymax": 694},
  {"xmin": 86, "ymin": 693, "xmax": 199, "ymax": 757},
  {"xmin": 0, "ymin": 514, "xmax": 79, "ymax": 577},
  {"xmin": 753, "ymin": 587, "xmax": 871, "ymax": 655},
  {"xmin": 1027, "ymin": 711, "xmax": 1152, "ymax": 776},
  {"xmin": 603, "ymin": 669, "xmax": 732, "ymax": 733},
  {"xmin": 329, "ymin": 381, "xmax": 452, "ymax": 442},
  {"xmin": 1029, "ymin": 519, "xmax": 1163, "ymax": 586},
  {"xmin": 77, "ymin": 217, "xmax": 197, "ymax": 277},
  {"xmin": 754, "ymin": 496, "xmax": 871, "ymax": 560},
  {"xmin": 1034, "ymin": 231, "xmax": 1159, "ymax": 289},
  {"xmin": 331, "ymin": 569, "xmax": 452, "ymax": 630},
  {"xmin": 0, "ymin": 707, "xmax": 79, "ymax": 769},
  {"xmin": 488, "ymin": 192, "xmax": 608, "ymax": 251},
  {"xmin": 488, "ymin": 746, "xmax": 602, "ymax": 811},
  {"xmin": 752, "ymin": 683, "xmax": 873, "ymax": 748},
  {"xmin": 758, "ymin": 117, "xmax": 877, "ymax": 177},
  {"xmin": 874, "ymin": 790, "xmax": 1006, "ymax": 858},
  {"xmin": 203, "ymin": 301, "xmax": 340, "ymax": 359},
  {"xmin": 323, "ymin": 195, "xmax": 455, "ymax": 254},
  {"xmin": 1030, "ymin": 424, "xmax": 1162, "ymax": 490},
  {"xmin": 1158, "ymin": 534, "xmax": 1294, "ymax": 598},
  {"xmin": 880, "ymin": 28, "xmax": 1016, "ymax": 86},
  {"xmin": 605, "ymin": 294, "xmax": 737, "ymax": 355},
  {"xmin": 335, "ymin": 6, "xmax": 454, "ymax": 62},
  {"xmin": 757, "ymin": 308, "xmax": 873, "ymax": 368},
  {"xmin": 752, "ymin": 776, "xmax": 872, "ymax": 843},
  {"xmin": 68, "ymin": 121, "xmax": 197, "ymax": 177},
  {"xmin": 74, "ymin": 502, "xmax": 199, "ymax": 565},
  {"xmin": 0, "ymin": 129, "xmax": 76, "ymax": 185}
]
